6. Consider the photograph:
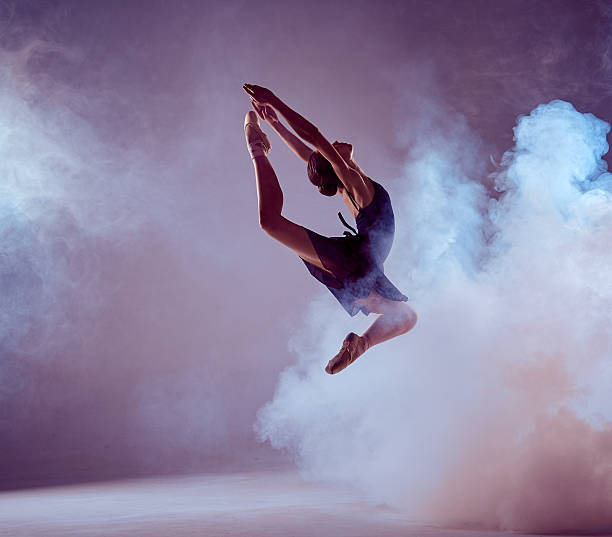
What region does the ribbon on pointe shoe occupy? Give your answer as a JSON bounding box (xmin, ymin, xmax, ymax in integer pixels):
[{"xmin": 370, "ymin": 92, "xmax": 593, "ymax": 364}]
[{"xmin": 244, "ymin": 113, "xmax": 271, "ymax": 159}]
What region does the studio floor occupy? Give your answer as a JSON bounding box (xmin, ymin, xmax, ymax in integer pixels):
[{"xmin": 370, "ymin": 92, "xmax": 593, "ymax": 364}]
[{"xmin": 0, "ymin": 469, "xmax": 584, "ymax": 537}]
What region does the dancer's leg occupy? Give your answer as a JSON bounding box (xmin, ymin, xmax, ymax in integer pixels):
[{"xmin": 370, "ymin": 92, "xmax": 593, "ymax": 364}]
[
  {"xmin": 251, "ymin": 152, "xmax": 283, "ymax": 221},
  {"xmin": 359, "ymin": 292, "xmax": 417, "ymax": 349},
  {"xmin": 326, "ymin": 292, "xmax": 416, "ymax": 374},
  {"xmin": 245, "ymin": 112, "xmax": 332, "ymax": 273}
]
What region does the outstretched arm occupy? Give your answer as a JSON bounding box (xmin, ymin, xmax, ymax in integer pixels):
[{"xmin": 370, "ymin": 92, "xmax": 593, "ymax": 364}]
[
  {"xmin": 252, "ymin": 102, "xmax": 313, "ymax": 163},
  {"xmin": 243, "ymin": 84, "xmax": 371, "ymax": 205}
]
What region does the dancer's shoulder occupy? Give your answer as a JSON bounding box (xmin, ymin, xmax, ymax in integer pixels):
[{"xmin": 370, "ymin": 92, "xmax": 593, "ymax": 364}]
[{"xmin": 350, "ymin": 175, "xmax": 375, "ymax": 210}]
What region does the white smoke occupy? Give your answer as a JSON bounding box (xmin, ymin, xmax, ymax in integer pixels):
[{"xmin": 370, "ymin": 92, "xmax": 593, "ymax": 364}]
[
  {"xmin": 0, "ymin": 35, "xmax": 287, "ymax": 483},
  {"xmin": 0, "ymin": 42, "xmax": 133, "ymax": 357},
  {"xmin": 254, "ymin": 100, "xmax": 612, "ymax": 533},
  {"xmin": 0, "ymin": 41, "xmax": 178, "ymax": 358}
]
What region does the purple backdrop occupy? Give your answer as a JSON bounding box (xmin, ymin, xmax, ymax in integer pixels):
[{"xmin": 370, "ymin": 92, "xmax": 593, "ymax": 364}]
[{"xmin": 1, "ymin": 0, "xmax": 611, "ymax": 532}]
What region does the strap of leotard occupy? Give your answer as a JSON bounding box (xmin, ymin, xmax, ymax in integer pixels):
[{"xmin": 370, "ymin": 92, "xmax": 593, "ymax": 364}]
[
  {"xmin": 346, "ymin": 190, "xmax": 360, "ymax": 212},
  {"xmin": 338, "ymin": 212, "xmax": 358, "ymax": 237}
]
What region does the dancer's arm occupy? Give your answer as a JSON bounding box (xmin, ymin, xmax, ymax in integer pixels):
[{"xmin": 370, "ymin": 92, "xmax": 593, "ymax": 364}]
[
  {"xmin": 252, "ymin": 102, "xmax": 313, "ymax": 162},
  {"xmin": 243, "ymin": 84, "xmax": 370, "ymax": 203}
]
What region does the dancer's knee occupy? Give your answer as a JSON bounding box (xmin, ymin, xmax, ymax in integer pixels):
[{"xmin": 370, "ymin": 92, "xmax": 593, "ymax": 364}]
[
  {"xmin": 407, "ymin": 308, "xmax": 418, "ymax": 331},
  {"xmin": 397, "ymin": 304, "xmax": 417, "ymax": 333}
]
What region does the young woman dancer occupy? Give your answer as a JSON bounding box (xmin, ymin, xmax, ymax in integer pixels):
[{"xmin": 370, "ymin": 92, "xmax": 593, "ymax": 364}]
[{"xmin": 242, "ymin": 84, "xmax": 417, "ymax": 374}]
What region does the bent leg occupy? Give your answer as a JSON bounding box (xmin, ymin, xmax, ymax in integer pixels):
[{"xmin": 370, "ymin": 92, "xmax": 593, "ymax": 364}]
[
  {"xmin": 251, "ymin": 153, "xmax": 331, "ymax": 273},
  {"xmin": 326, "ymin": 291, "xmax": 417, "ymax": 374},
  {"xmin": 356, "ymin": 290, "xmax": 417, "ymax": 349}
]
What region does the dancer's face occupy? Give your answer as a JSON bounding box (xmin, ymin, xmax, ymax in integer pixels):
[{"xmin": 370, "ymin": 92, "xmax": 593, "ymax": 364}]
[{"xmin": 333, "ymin": 141, "xmax": 353, "ymax": 161}]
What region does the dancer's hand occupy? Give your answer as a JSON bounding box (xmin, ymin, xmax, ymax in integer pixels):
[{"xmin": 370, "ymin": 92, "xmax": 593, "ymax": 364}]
[
  {"xmin": 243, "ymin": 83, "xmax": 276, "ymax": 105},
  {"xmin": 251, "ymin": 101, "xmax": 279, "ymax": 125}
]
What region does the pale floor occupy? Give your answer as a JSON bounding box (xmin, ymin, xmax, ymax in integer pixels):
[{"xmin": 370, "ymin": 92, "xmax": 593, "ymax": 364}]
[{"xmin": 0, "ymin": 470, "xmax": 586, "ymax": 537}]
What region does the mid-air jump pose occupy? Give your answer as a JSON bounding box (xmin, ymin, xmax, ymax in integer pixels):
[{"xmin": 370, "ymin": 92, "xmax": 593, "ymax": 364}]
[{"xmin": 243, "ymin": 84, "xmax": 417, "ymax": 374}]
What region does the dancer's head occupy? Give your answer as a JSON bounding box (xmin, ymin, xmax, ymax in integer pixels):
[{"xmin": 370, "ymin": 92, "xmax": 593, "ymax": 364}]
[
  {"xmin": 307, "ymin": 142, "xmax": 355, "ymax": 196},
  {"xmin": 307, "ymin": 151, "xmax": 342, "ymax": 196}
]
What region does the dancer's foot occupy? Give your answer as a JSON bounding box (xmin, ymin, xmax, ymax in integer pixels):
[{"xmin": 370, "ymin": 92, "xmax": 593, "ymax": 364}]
[
  {"xmin": 244, "ymin": 111, "xmax": 271, "ymax": 158},
  {"xmin": 325, "ymin": 333, "xmax": 368, "ymax": 374}
]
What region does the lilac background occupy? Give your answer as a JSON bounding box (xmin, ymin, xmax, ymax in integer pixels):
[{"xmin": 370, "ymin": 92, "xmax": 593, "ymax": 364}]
[{"xmin": 1, "ymin": 0, "xmax": 611, "ymax": 510}]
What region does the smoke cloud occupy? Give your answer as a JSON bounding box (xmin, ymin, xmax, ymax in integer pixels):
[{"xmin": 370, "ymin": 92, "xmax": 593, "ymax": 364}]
[
  {"xmin": 254, "ymin": 100, "xmax": 612, "ymax": 533},
  {"xmin": 0, "ymin": 41, "xmax": 148, "ymax": 358},
  {"xmin": 0, "ymin": 32, "xmax": 282, "ymax": 486}
]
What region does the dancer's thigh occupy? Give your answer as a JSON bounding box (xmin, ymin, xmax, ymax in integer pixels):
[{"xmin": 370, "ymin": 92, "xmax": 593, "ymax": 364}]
[{"xmin": 263, "ymin": 214, "xmax": 333, "ymax": 275}]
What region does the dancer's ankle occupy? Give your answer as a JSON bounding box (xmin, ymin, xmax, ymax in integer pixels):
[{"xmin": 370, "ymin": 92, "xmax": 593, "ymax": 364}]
[{"xmin": 248, "ymin": 143, "xmax": 267, "ymax": 159}]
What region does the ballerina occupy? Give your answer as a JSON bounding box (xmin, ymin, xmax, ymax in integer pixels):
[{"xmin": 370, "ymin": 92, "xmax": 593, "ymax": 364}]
[{"xmin": 242, "ymin": 83, "xmax": 417, "ymax": 374}]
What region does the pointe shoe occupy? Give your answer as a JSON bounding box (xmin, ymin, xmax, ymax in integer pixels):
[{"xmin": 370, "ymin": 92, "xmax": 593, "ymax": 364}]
[
  {"xmin": 244, "ymin": 111, "xmax": 271, "ymax": 157},
  {"xmin": 325, "ymin": 333, "xmax": 368, "ymax": 375}
]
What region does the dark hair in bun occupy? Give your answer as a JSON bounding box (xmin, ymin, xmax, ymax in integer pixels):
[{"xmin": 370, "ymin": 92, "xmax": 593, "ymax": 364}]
[{"xmin": 307, "ymin": 151, "xmax": 341, "ymax": 196}]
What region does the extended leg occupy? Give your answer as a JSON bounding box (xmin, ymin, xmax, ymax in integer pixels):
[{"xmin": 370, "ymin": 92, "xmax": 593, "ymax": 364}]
[
  {"xmin": 245, "ymin": 111, "xmax": 332, "ymax": 272},
  {"xmin": 252, "ymin": 152, "xmax": 283, "ymax": 222}
]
